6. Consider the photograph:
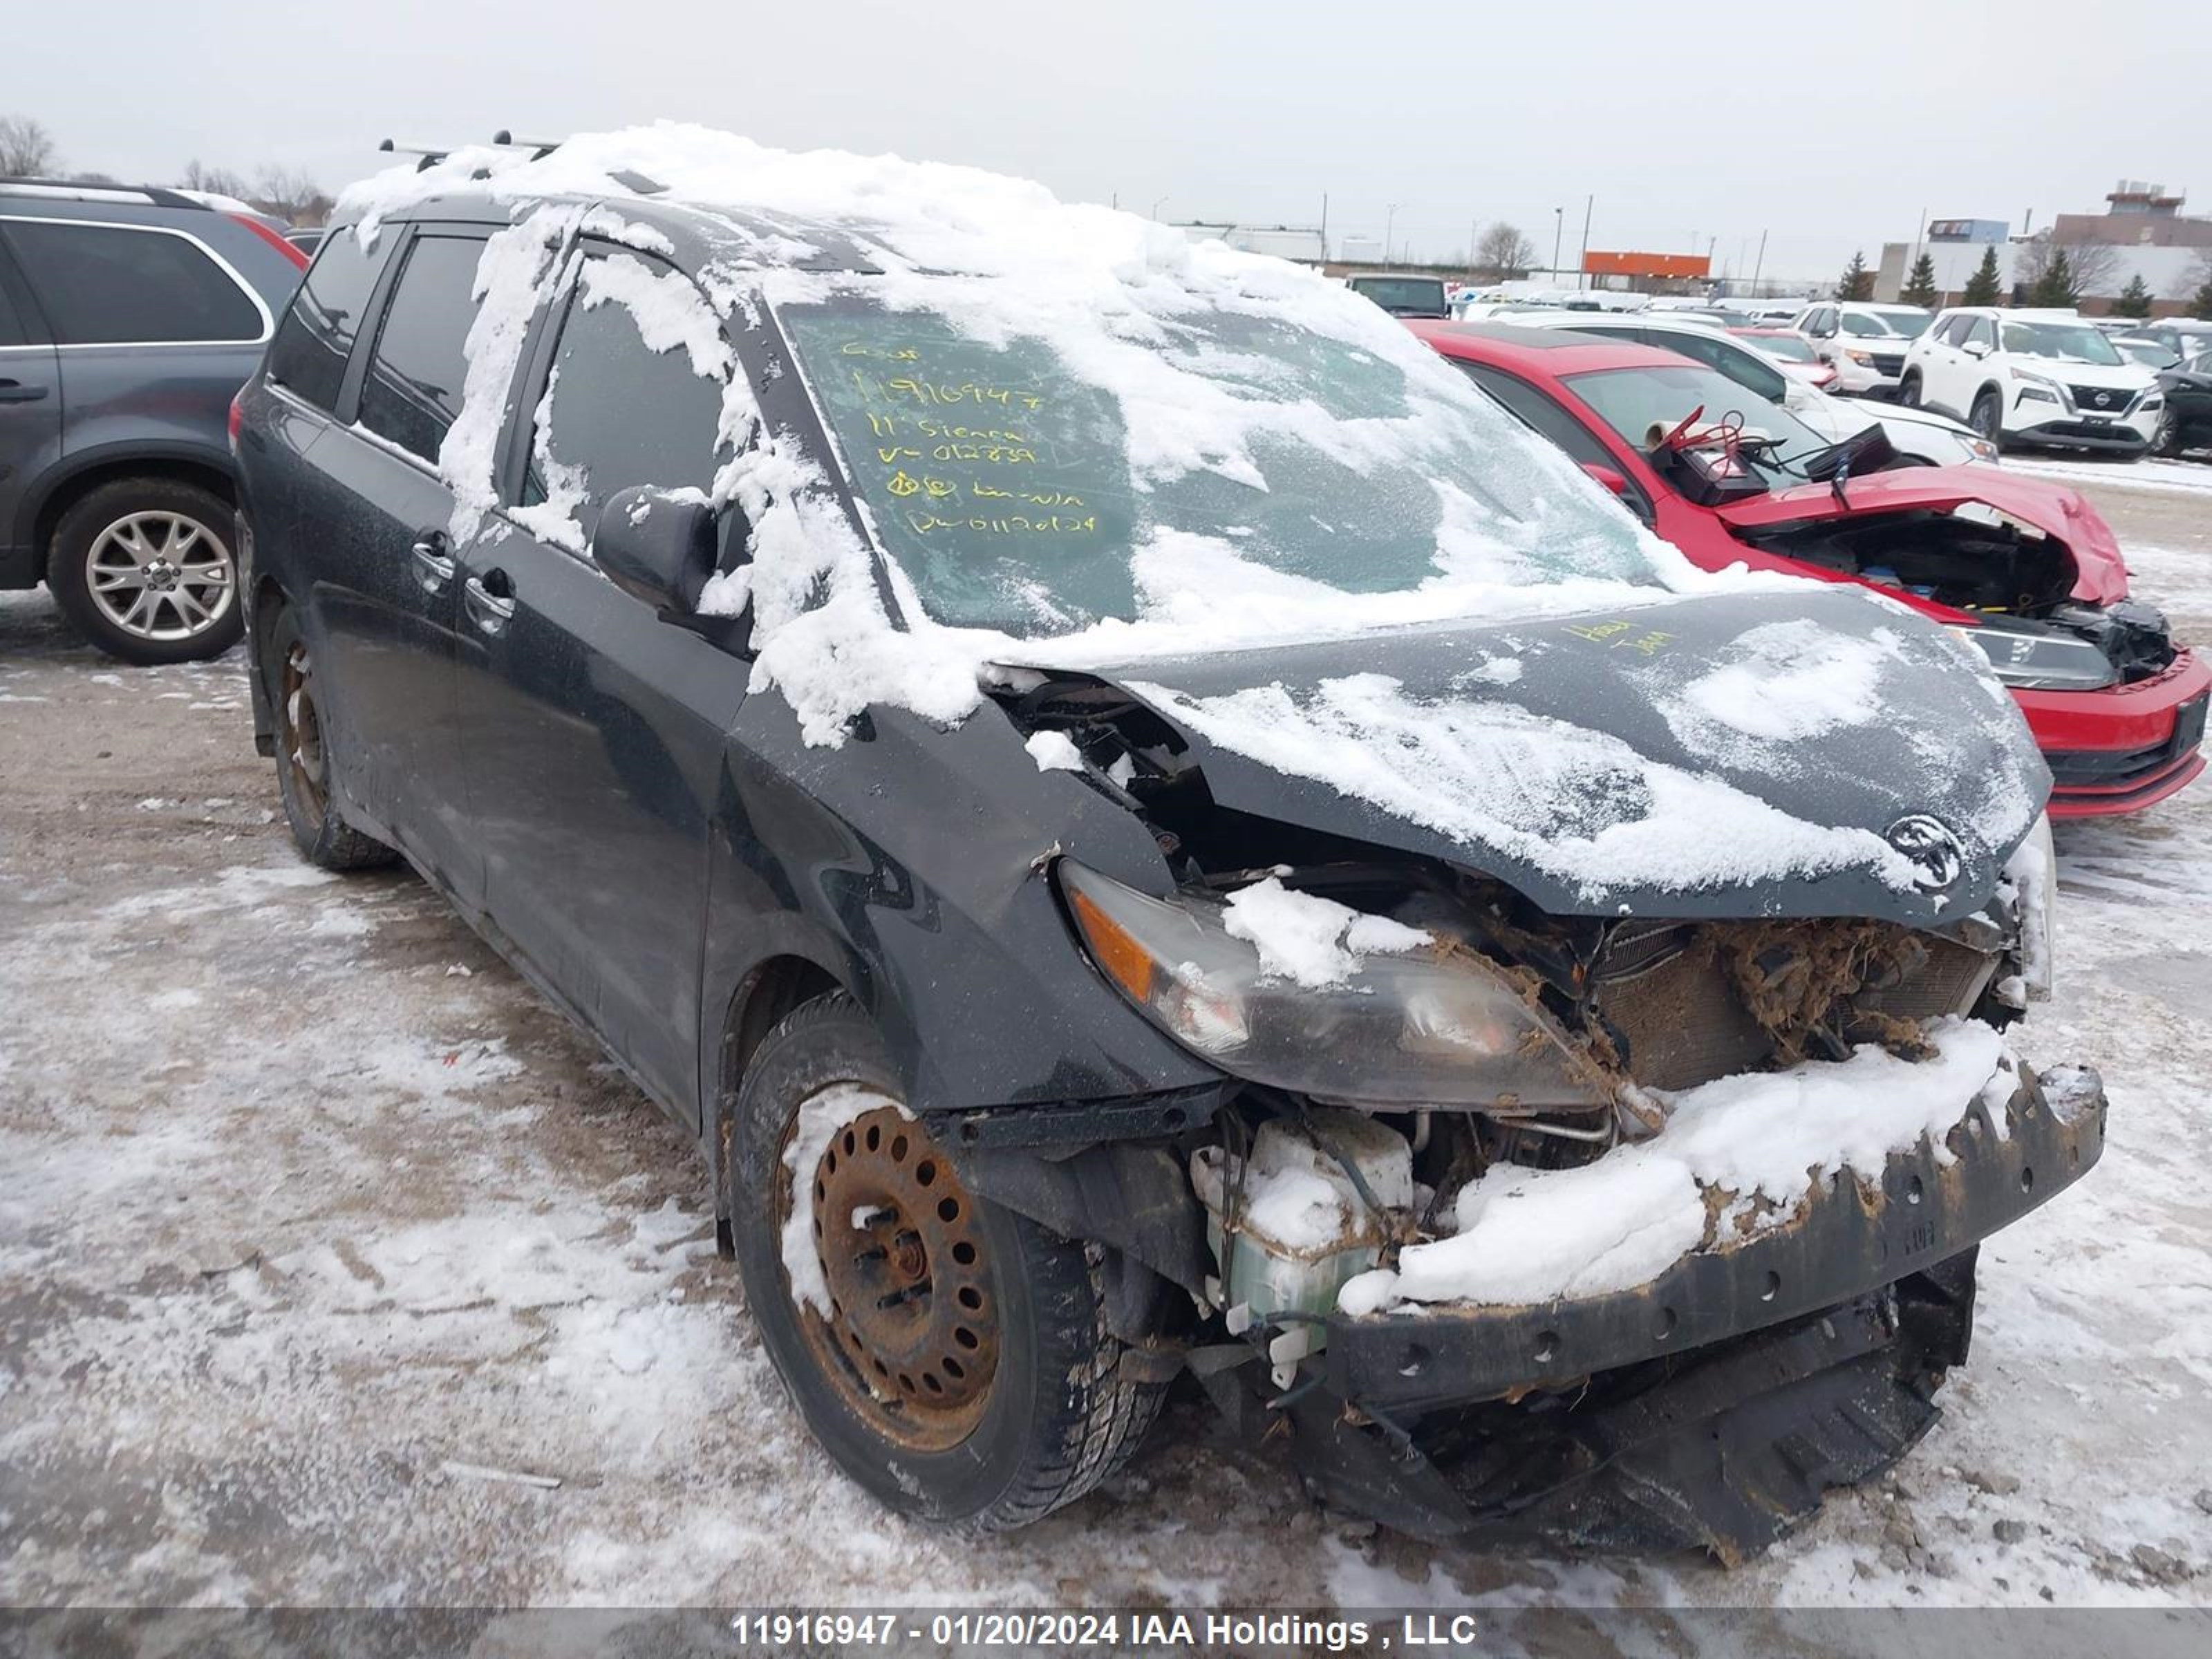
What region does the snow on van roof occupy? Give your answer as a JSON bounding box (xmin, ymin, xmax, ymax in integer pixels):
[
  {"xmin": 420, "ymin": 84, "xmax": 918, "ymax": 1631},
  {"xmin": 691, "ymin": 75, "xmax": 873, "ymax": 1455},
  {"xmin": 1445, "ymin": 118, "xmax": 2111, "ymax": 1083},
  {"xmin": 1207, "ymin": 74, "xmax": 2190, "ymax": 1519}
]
[{"xmin": 333, "ymin": 126, "xmax": 2037, "ymax": 904}]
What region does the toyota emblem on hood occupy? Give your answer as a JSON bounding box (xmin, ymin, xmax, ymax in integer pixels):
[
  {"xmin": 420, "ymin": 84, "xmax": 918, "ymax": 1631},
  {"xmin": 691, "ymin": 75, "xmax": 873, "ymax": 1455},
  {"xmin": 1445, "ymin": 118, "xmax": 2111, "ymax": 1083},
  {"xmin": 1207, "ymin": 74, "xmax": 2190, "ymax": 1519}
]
[{"xmin": 1886, "ymin": 815, "xmax": 1966, "ymax": 894}]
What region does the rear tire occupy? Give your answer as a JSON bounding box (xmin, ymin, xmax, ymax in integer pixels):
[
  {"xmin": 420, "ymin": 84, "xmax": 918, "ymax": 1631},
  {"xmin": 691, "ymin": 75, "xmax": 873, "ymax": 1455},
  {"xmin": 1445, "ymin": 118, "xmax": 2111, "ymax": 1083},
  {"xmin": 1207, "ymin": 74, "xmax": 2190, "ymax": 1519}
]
[
  {"xmin": 260, "ymin": 603, "xmax": 397, "ymax": 872},
  {"xmin": 46, "ymin": 478, "xmax": 244, "ymax": 666},
  {"xmin": 729, "ymin": 991, "xmax": 1164, "ymax": 1529}
]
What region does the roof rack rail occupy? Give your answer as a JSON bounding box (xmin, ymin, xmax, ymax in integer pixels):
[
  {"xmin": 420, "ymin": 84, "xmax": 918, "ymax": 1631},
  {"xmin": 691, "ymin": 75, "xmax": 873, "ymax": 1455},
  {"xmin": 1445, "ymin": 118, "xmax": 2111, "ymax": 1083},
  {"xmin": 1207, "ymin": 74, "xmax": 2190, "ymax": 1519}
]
[
  {"xmin": 377, "ymin": 131, "xmax": 566, "ymax": 174},
  {"xmin": 0, "ymin": 176, "xmax": 203, "ymax": 209},
  {"xmin": 372, "ymin": 135, "xmax": 664, "ymax": 196}
]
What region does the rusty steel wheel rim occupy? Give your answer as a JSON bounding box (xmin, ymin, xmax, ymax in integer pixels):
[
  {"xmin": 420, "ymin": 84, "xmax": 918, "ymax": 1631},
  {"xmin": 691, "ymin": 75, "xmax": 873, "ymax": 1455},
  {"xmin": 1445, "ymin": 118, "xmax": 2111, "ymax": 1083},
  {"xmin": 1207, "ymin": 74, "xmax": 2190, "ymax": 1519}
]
[
  {"xmin": 279, "ymin": 639, "xmax": 328, "ymax": 820},
  {"xmin": 782, "ymin": 1098, "xmax": 1000, "ymax": 1451}
]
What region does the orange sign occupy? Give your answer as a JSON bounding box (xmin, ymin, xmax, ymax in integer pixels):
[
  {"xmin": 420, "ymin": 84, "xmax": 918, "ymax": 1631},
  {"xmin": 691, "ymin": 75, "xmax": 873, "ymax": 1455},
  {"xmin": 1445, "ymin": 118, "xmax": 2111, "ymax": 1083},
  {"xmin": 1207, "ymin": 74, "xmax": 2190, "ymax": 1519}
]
[{"xmin": 1582, "ymin": 250, "xmax": 1712, "ymax": 279}]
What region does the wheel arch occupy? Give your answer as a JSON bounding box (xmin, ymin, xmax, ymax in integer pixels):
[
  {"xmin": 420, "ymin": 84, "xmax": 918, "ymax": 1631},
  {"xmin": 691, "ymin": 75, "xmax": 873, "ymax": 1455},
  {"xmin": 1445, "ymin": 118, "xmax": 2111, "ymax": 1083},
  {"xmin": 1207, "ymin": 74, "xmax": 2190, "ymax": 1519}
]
[
  {"xmin": 707, "ymin": 947, "xmax": 852, "ymax": 1250},
  {"xmin": 24, "ymin": 443, "xmax": 236, "ymax": 577}
]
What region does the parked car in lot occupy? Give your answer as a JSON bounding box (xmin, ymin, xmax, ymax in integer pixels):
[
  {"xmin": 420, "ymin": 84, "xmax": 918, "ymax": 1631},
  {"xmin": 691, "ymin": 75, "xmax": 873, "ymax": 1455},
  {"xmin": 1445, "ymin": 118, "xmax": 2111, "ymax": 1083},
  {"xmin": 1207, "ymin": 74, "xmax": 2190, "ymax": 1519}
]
[
  {"xmin": 1901, "ymin": 308, "xmax": 2162, "ymax": 456},
  {"xmin": 234, "ymin": 133, "xmax": 2107, "ymax": 1557},
  {"xmin": 1792, "ymin": 301, "xmax": 1932, "ymax": 397},
  {"xmin": 2153, "ymin": 348, "xmax": 2212, "ymax": 458},
  {"xmin": 1413, "ymin": 321, "xmax": 2209, "ymax": 817},
  {"xmin": 2111, "ymin": 335, "xmax": 2181, "ymax": 371},
  {"xmin": 1729, "ymin": 324, "xmax": 1837, "ymax": 390},
  {"xmin": 2128, "ymin": 318, "xmax": 2212, "ymax": 362},
  {"xmin": 0, "ymin": 178, "xmax": 306, "ymax": 662},
  {"xmin": 1346, "ymin": 272, "xmax": 1450, "ymax": 317},
  {"xmin": 1497, "ymin": 310, "xmax": 1997, "ymax": 466}
]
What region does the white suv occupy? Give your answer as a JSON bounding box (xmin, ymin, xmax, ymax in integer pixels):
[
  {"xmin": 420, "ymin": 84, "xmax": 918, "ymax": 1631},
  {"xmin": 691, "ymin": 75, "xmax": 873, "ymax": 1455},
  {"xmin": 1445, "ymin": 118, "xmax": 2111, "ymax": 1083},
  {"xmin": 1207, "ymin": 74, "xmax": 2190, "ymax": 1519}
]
[
  {"xmin": 1791, "ymin": 302, "xmax": 1933, "ymax": 395},
  {"xmin": 1902, "ymin": 308, "xmax": 2162, "ymax": 456}
]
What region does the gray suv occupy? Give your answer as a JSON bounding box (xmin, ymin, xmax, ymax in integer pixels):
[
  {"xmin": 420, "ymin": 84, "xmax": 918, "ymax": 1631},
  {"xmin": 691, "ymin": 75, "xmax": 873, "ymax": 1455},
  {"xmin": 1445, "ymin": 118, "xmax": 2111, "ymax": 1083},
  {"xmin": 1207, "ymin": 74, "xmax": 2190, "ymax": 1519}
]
[{"xmin": 0, "ymin": 180, "xmax": 306, "ymax": 662}]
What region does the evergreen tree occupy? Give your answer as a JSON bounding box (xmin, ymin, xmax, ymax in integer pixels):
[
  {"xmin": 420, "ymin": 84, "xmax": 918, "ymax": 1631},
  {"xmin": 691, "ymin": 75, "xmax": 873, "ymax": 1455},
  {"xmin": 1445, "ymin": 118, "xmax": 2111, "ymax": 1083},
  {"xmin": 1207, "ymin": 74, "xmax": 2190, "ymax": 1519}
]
[
  {"xmin": 1834, "ymin": 250, "xmax": 1873, "ymax": 301},
  {"xmin": 2110, "ymin": 274, "xmax": 2153, "ymax": 319},
  {"xmin": 2194, "ymin": 275, "xmax": 2212, "ymax": 320},
  {"xmin": 1961, "ymin": 245, "xmax": 2003, "ymax": 306},
  {"xmin": 2030, "ymin": 246, "xmax": 2078, "ymax": 308},
  {"xmin": 1900, "ymin": 251, "xmax": 1939, "ymax": 307}
]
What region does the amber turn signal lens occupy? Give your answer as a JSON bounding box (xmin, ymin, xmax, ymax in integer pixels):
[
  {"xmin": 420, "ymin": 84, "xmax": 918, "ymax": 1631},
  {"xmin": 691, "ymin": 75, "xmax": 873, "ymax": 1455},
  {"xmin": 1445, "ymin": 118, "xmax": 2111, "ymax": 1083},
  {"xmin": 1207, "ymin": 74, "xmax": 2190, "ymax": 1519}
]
[{"xmin": 1069, "ymin": 888, "xmax": 1156, "ymax": 1003}]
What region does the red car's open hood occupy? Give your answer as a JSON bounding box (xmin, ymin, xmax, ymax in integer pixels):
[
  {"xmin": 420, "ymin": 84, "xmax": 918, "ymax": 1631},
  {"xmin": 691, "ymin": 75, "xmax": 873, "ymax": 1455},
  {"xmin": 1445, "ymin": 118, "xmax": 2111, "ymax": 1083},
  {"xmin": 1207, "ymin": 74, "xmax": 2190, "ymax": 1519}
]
[{"xmin": 1709, "ymin": 469, "xmax": 2129, "ymax": 604}]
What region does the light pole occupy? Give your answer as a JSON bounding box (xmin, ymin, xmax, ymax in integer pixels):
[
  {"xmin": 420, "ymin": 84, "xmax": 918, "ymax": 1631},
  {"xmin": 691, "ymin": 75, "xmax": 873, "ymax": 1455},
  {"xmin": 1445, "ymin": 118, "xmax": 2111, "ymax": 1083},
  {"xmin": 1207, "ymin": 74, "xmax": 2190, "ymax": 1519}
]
[
  {"xmin": 1385, "ymin": 203, "xmax": 1401, "ymax": 268},
  {"xmin": 1552, "ymin": 206, "xmax": 1564, "ymax": 282},
  {"xmin": 1150, "ymin": 194, "xmax": 1170, "ymax": 221}
]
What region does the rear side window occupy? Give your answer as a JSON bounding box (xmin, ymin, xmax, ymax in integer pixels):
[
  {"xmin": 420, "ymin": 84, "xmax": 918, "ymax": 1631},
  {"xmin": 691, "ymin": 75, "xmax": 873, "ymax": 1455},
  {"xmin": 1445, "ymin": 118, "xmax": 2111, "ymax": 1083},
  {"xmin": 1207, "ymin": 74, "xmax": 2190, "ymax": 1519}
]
[
  {"xmin": 265, "ymin": 231, "xmax": 383, "ymax": 411},
  {"xmin": 1662, "ymin": 330, "xmax": 1788, "ymax": 403},
  {"xmin": 517, "ymin": 250, "xmax": 727, "ymax": 547},
  {"xmin": 0, "ymin": 219, "xmax": 263, "ymax": 345},
  {"xmin": 357, "ymin": 233, "xmax": 485, "ymax": 463},
  {"xmin": 0, "ymin": 274, "xmax": 24, "ymax": 346}
]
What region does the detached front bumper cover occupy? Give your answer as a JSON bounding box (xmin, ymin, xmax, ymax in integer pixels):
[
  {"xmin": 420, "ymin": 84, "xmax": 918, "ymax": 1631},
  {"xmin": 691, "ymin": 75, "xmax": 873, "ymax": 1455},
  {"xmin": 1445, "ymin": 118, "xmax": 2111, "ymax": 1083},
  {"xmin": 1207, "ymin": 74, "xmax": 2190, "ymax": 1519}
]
[
  {"xmin": 1327, "ymin": 1060, "xmax": 2105, "ymax": 1416},
  {"xmin": 1254, "ymin": 1062, "xmax": 2106, "ymax": 1558}
]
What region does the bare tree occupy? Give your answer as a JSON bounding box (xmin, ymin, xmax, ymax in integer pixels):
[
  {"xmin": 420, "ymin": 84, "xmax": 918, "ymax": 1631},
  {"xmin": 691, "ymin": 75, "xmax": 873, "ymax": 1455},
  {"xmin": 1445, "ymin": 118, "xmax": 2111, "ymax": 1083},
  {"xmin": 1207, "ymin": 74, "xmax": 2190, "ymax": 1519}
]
[
  {"xmin": 2050, "ymin": 229, "xmax": 2121, "ymax": 299},
  {"xmin": 0, "ymin": 114, "xmax": 57, "ymax": 176},
  {"xmin": 1474, "ymin": 221, "xmax": 1537, "ymax": 280},
  {"xmin": 2173, "ymin": 248, "xmax": 2212, "ymax": 306},
  {"xmin": 250, "ymin": 165, "xmax": 332, "ymax": 227},
  {"xmin": 176, "ymin": 158, "xmax": 251, "ymax": 199}
]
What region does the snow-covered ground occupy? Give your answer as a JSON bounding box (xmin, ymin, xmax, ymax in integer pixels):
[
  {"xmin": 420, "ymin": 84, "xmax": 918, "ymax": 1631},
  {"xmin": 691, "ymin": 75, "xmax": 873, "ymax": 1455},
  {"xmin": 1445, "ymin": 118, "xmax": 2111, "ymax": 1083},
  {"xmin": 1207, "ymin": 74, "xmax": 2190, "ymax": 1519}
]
[
  {"xmin": 2009, "ymin": 454, "xmax": 2212, "ymax": 496},
  {"xmin": 1, "ymin": 478, "xmax": 2207, "ymax": 1610}
]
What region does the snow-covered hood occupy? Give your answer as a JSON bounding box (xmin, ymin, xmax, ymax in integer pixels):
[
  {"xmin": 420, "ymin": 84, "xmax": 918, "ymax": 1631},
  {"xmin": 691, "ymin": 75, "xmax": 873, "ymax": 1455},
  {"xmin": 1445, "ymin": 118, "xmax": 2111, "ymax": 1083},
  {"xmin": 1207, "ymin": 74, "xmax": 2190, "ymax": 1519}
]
[
  {"xmin": 1711, "ymin": 469, "xmax": 2130, "ymax": 604},
  {"xmin": 1064, "ymin": 585, "xmax": 2047, "ymax": 926}
]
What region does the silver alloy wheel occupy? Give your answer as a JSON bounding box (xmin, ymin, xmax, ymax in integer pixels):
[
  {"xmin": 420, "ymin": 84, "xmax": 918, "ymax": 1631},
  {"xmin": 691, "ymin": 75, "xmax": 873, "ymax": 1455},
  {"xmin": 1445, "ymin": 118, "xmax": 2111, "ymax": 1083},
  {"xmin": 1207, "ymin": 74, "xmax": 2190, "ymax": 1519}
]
[{"xmin": 84, "ymin": 510, "xmax": 237, "ymax": 642}]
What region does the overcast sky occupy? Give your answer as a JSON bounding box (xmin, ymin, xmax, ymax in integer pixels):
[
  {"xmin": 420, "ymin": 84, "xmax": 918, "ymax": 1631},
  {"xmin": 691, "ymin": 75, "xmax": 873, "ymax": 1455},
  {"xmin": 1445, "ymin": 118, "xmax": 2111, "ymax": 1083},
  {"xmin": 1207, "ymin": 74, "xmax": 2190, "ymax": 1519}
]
[{"xmin": 15, "ymin": 0, "xmax": 2208, "ymax": 283}]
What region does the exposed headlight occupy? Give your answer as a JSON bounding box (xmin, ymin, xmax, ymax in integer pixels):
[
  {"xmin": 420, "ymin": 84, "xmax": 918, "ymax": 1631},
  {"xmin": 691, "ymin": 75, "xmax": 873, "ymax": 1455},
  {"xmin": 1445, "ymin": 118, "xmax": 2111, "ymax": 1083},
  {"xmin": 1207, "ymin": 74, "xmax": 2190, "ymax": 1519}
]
[
  {"xmin": 1958, "ymin": 618, "xmax": 2117, "ymax": 690},
  {"xmin": 2141, "ymin": 394, "xmax": 2164, "ymax": 412},
  {"xmin": 1964, "ymin": 435, "xmax": 2001, "ymax": 462},
  {"xmin": 1057, "ymin": 861, "xmax": 1611, "ymax": 1109},
  {"xmin": 1846, "ymin": 348, "xmax": 1877, "ymax": 365}
]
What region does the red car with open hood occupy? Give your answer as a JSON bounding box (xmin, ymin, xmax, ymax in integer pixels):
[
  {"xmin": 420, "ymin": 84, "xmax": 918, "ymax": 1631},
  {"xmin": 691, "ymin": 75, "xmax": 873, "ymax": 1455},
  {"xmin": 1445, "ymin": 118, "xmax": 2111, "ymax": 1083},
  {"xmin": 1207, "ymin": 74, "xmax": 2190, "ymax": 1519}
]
[{"xmin": 1412, "ymin": 321, "xmax": 2207, "ymax": 818}]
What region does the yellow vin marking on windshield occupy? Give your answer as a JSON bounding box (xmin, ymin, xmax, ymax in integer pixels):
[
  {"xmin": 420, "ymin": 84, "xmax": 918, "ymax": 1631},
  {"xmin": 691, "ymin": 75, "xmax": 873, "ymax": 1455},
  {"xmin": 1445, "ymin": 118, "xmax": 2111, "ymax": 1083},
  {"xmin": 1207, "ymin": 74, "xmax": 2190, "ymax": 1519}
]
[
  {"xmin": 906, "ymin": 510, "xmax": 1099, "ymax": 537},
  {"xmin": 1563, "ymin": 619, "xmax": 1676, "ymax": 655}
]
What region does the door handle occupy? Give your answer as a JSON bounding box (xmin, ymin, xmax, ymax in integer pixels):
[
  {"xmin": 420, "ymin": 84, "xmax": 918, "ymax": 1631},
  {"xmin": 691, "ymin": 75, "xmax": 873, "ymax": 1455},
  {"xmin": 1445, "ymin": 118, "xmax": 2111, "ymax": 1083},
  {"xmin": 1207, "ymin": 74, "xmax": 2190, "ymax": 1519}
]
[
  {"xmin": 0, "ymin": 379, "xmax": 50, "ymax": 404},
  {"xmin": 464, "ymin": 571, "xmax": 516, "ymax": 636},
  {"xmin": 411, "ymin": 530, "xmax": 455, "ymax": 593}
]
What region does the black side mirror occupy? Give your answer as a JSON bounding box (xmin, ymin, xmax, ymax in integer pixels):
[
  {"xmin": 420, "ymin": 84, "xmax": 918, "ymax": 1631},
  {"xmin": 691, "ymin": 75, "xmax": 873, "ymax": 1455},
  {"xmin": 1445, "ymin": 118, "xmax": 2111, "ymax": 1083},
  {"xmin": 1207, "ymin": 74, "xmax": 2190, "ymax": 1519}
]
[{"xmin": 594, "ymin": 485, "xmax": 720, "ymax": 616}]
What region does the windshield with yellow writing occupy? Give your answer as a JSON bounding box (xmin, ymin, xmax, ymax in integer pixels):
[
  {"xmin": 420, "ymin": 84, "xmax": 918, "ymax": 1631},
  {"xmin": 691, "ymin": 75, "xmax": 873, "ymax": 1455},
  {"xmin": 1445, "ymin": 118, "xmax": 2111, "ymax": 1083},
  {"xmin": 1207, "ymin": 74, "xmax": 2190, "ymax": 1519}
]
[{"xmin": 778, "ymin": 293, "xmax": 1658, "ymax": 635}]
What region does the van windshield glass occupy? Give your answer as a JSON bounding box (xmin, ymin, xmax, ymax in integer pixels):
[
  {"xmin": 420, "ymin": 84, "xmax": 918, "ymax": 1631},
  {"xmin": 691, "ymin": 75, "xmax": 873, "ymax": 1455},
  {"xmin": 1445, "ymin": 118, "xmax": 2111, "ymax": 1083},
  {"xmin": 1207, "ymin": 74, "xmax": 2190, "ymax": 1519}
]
[{"xmin": 777, "ymin": 292, "xmax": 1664, "ymax": 635}]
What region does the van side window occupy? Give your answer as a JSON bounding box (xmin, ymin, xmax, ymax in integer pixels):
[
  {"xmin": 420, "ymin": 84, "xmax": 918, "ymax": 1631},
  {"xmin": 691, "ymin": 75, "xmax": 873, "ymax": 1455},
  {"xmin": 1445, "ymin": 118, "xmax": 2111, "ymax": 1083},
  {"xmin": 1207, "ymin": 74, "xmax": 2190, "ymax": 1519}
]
[
  {"xmin": 516, "ymin": 250, "xmax": 727, "ymax": 548},
  {"xmin": 0, "ymin": 220, "xmax": 262, "ymax": 346},
  {"xmin": 357, "ymin": 233, "xmax": 486, "ymax": 464},
  {"xmin": 265, "ymin": 230, "xmax": 384, "ymax": 412}
]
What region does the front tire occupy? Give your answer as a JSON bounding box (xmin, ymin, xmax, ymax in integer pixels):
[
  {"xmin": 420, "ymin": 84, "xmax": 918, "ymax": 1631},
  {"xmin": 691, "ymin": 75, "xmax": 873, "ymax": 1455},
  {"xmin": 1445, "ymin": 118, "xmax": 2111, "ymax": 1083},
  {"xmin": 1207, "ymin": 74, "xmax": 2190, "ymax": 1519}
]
[
  {"xmin": 1969, "ymin": 389, "xmax": 2005, "ymax": 449},
  {"xmin": 261, "ymin": 603, "xmax": 397, "ymax": 872},
  {"xmin": 729, "ymin": 992, "xmax": 1164, "ymax": 1529},
  {"xmin": 46, "ymin": 478, "xmax": 245, "ymax": 666},
  {"xmin": 1897, "ymin": 370, "xmax": 1922, "ymax": 408}
]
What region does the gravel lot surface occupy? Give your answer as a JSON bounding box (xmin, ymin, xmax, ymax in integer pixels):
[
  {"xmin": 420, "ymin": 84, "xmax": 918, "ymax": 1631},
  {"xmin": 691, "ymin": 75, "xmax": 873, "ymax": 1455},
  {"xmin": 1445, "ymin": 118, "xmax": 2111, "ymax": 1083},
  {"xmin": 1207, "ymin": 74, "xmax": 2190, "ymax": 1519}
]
[{"xmin": 3, "ymin": 469, "xmax": 2209, "ymax": 1613}]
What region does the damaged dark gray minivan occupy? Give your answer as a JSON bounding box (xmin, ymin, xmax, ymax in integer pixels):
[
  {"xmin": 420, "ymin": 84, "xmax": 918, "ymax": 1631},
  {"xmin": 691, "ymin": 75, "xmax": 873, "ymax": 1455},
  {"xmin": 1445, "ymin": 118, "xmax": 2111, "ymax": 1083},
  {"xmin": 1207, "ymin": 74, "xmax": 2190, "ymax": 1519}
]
[{"xmin": 232, "ymin": 133, "xmax": 2106, "ymax": 1559}]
